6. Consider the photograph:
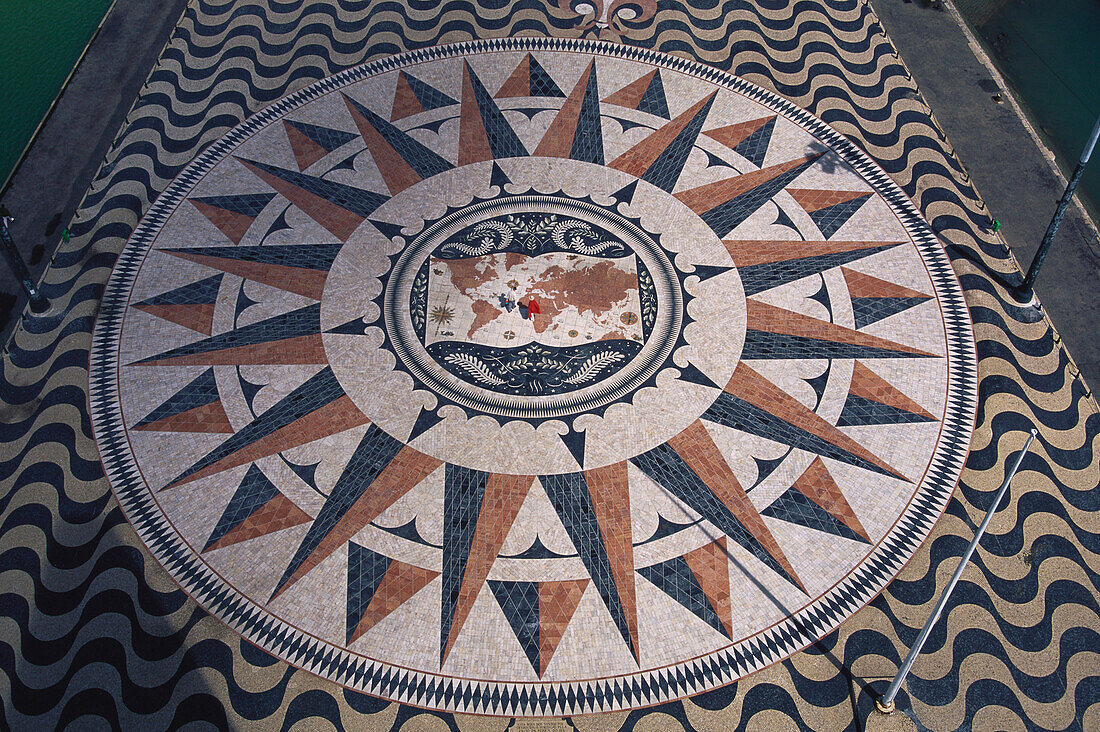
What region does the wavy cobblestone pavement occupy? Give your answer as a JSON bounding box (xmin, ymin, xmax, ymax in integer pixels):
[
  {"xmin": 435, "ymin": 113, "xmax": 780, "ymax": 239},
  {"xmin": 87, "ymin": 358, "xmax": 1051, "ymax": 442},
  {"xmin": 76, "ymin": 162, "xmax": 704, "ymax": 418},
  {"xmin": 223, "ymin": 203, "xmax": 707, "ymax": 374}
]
[{"xmin": 0, "ymin": 1, "xmax": 1097, "ymax": 730}]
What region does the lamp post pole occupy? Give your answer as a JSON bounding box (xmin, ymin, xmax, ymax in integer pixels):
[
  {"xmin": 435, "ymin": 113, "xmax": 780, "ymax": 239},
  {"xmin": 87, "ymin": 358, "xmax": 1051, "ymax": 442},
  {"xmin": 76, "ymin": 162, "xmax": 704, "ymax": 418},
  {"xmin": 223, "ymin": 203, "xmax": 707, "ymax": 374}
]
[
  {"xmin": 875, "ymin": 429, "xmax": 1037, "ymax": 715},
  {"xmin": 1017, "ymin": 113, "xmax": 1100, "ymax": 299},
  {"xmin": 0, "ymin": 209, "xmax": 50, "ymax": 314}
]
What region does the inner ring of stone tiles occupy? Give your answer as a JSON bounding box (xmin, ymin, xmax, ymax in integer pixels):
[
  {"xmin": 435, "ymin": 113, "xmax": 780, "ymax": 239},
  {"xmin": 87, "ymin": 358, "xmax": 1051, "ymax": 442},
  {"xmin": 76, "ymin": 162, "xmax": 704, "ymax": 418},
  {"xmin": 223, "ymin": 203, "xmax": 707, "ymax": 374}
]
[{"xmin": 89, "ymin": 40, "xmax": 976, "ymax": 716}]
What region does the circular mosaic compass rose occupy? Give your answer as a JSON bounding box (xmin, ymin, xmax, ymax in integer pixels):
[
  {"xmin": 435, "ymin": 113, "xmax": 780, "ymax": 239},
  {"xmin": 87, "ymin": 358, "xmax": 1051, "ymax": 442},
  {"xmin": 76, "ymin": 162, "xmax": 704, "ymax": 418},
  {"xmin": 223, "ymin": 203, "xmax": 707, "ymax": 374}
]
[{"xmin": 90, "ymin": 39, "xmax": 977, "ymax": 716}]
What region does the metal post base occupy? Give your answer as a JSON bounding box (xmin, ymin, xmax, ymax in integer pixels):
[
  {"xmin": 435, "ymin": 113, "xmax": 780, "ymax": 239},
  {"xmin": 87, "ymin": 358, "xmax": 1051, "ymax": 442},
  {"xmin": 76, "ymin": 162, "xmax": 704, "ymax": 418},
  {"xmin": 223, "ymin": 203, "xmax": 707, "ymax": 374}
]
[{"xmin": 874, "ymin": 697, "xmax": 896, "ymax": 715}]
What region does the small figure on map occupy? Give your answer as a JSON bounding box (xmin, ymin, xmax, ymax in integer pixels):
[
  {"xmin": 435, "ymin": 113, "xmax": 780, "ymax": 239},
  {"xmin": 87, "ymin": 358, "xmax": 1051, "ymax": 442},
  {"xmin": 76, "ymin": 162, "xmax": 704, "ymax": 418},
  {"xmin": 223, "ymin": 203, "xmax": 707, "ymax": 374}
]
[
  {"xmin": 519, "ymin": 297, "xmax": 541, "ymax": 320},
  {"xmin": 498, "ymin": 293, "xmax": 516, "ymax": 312}
]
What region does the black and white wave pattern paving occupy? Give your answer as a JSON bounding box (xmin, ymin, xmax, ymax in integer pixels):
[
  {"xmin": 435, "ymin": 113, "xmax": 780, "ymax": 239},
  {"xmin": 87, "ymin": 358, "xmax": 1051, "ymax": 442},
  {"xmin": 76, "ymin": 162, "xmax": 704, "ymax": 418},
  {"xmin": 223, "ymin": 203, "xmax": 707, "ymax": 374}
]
[{"xmin": 0, "ymin": 0, "xmax": 1096, "ymax": 729}]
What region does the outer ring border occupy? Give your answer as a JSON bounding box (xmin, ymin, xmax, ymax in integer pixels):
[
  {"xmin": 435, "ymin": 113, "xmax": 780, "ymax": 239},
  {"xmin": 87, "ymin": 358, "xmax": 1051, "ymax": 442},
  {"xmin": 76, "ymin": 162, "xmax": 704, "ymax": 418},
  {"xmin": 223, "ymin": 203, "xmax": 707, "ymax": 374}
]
[{"xmin": 88, "ymin": 37, "xmax": 979, "ymax": 717}]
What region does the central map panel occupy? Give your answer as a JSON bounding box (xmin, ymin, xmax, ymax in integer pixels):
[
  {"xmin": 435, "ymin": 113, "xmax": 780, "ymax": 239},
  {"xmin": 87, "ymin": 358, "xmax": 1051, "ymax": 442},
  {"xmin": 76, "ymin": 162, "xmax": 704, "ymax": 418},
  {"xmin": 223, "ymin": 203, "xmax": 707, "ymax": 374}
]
[{"xmin": 89, "ymin": 40, "xmax": 977, "ymax": 716}]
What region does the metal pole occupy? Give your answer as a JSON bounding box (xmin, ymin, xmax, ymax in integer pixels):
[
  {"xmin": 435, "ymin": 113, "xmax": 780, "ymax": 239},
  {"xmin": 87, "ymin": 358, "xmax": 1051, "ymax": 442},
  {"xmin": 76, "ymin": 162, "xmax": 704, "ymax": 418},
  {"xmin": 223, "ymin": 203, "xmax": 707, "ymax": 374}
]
[
  {"xmin": 875, "ymin": 428, "xmax": 1038, "ymax": 715},
  {"xmin": 0, "ymin": 213, "xmax": 50, "ymax": 314},
  {"xmin": 1018, "ymin": 113, "xmax": 1100, "ymax": 297}
]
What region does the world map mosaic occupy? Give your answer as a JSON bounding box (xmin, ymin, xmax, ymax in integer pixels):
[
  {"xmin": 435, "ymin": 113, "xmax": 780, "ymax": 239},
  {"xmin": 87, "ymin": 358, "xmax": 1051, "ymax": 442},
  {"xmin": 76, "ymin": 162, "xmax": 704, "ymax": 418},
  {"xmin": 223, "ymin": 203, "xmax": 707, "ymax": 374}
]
[{"xmin": 88, "ymin": 39, "xmax": 977, "ymax": 716}]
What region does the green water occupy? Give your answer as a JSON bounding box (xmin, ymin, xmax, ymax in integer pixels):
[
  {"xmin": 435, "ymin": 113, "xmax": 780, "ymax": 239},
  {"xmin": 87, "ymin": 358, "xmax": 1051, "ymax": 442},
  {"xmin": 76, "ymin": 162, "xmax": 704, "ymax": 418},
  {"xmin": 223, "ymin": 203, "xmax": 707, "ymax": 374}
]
[
  {"xmin": 0, "ymin": 0, "xmax": 113, "ymax": 190},
  {"xmin": 977, "ymin": 0, "xmax": 1100, "ymax": 212}
]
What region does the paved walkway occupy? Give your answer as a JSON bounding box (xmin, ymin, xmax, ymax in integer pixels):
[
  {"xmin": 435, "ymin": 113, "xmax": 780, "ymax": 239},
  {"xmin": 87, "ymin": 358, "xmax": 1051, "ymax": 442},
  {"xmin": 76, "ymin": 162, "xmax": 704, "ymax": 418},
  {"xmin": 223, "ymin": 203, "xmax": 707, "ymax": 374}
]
[{"xmin": 0, "ymin": 1, "xmax": 1096, "ymax": 730}]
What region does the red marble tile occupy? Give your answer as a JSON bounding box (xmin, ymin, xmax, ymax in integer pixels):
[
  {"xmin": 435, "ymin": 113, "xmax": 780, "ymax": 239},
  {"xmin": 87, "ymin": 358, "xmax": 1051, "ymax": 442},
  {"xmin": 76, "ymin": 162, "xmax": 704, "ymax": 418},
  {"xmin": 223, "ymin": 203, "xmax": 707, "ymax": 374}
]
[
  {"xmin": 849, "ymin": 361, "xmax": 934, "ymax": 419},
  {"xmin": 495, "ymin": 54, "xmax": 532, "ymax": 98},
  {"xmin": 538, "ymin": 578, "xmax": 589, "ymax": 676},
  {"xmin": 459, "ymin": 63, "xmax": 494, "ymax": 166},
  {"xmin": 390, "ymin": 71, "xmax": 425, "ymax": 121},
  {"xmin": 683, "ymin": 536, "xmax": 733, "ymax": 638},
  {"xmin": 205, "ymin": 493, "xmax": 311, "ymax": 552},
  {"xmin": 190, "ymin": 200, "xmax": 255, "ymax": 244},
  {"xmin": 788, "ymin": 188, "xmax": 867, "ymax": 214},
  {"xmin": 792, "ymin": 458, "xmax": 870, "ymax": 543},
  {"xmin": 345, "ymin": 93, "xmax": 423, "ymax": 195},
  {"xmin": 284, "ymin": 120, "xmax": 329, "ymax": 171},
  {"xmin": 133, "ymin": 400, "xmax": 232, "ymax": 434},
  {"xmin": 841, "ymin": 267, "xmax": 932, "ymax": 301},
  {"xmin": 165, "ymin": 250, "xmax": 328, "ymax": 300},
  {"xmin": 601, "ymin": 69, "xmax": 657, "ymax": 110},
  {"xmin": 349, "ymin": 560, "xmax": 439, "ymax": 644},
  {"xmin": 611, "ymin": 92, "xmax": 716, "ymax": 178},
  {"xmin": 704, "ymin": 116, "xmax": 775, "ymax": 151},
  {"xmin": 533, "ymin": 60, "xmax": 593, "ymax": 159},
  {"xmin": 724, "ymin": 239, "xmax": 899, "ymax": 268},
  {"xmin": 675, "ymin": 154, "xmax": 822, "ymax": 214},
  {"xmin": 132, "ymin": 302, "xmax": 216, "ymax": 336}
]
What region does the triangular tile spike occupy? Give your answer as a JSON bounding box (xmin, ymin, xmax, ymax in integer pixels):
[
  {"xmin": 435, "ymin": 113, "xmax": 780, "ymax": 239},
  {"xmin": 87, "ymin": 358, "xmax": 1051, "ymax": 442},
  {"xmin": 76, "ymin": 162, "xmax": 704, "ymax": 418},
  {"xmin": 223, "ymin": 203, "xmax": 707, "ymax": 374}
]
[
  {"xmin": 639, "ymin": 553, "xmax": 728, "ymax": 638},
  {"xmin": 344, "ymin": 93, "xmax": 454, "ymax": 195},
  {"xmin": 236, "ymin": 156, "xmax": 389, "ymax": 241},
  {"xmin": 163, "ymin": 243, "xmax": 341, "ymax": 300},
  {"xmin": 190, "ymin": 193, "xmax": 276, "ymax": 244},
  {"xmin": 603, "ymin": 69, "xmax": 669, "ymax": 119},
  {"xmin": 132, "ymin": 273, "xmax": 222, "ymax": 335},
  {"xmin": 645, "ymin": 419, "xmax": 805, "ymax": 593},
  {"xmin": 560, "ymin": 425, "xmax": 586, "ymax": 468},
  {"xmin": 204, "ymin": 464, "xmax": 310, "ymax": 552},
  {"xmin": 725, "ymin": 240, "xmax": 902, "ymax": 297},
  {"xmin": 610, "ymin": 180, "xmax": 637, "ymax": 206},
  {"xmin": 407, "ymin": 407, "xmax": 444, "ymax": 443},
  {"xmin": 490, "ymin": 161, "xmax": 511, "ymax": 191},
  {"xmin": 348, "ymin": 545, "xmax": 439, "ymax": 645},
  {"xmin": 788, "ymin": 189, "xmax": 873, "ymax": 239},
  {"xmin": 705, "ymin": 361, "xmax": 908, "ymax": 482},
  {"xmin": 131, "ymin": 303, "xmax": 328, "ymax": 367},
  {"xmin": 742, "ymin": 298, "xmax": 937, "ymax": 360},
  {"xmin": 442, "ymin": 474, "xmax": 534, "ymax": 665},
  {"xmin": 440, "ymin": 465, "xmax": 489, "ymax": 666},
  {"xmin": 163, "ymin": 367, "xmax": 370, "ymax": 490},
  {"xmin": 683, "ymin": 537, "xmax": 733, "ymax": 638},
  {"xmin": 391, "ymin": 70, "xmax": 458, "ymax": 121},
  {"xmin": 488, "ymin": 580, "xmax": 540, "ymax": 673},
  {"xmin": 839, "ymin": 361, "xmax": 937, "ymax": 426},
  {"xmin": 458, "ymin": 62, "xmax": 527, "ymax": 166},
  {"xmin": 705, "ymin": 116, "xmax": 776, "ymax": 168},
  {"xmin": 527, "ymin": 55, "xmax": 565, "ymax": 98},
  {"xmin": 675, "ymin": 154, "xmax": 823, "ymax": 238},
  {"xmin": 284, "ymin": 120, "xmax": 357, "ymax": 170},
  {"xmin": 676, "ymin": 362, "xmax": 719, "ymax": 389},
  {"xmin": 133, "ymin": 368, "xmax": 232, "ymax": 434},
  {"xmin": 610, "ymin": 92, "xmax": 717, "ymax": 192},
  {"xmin": 542, "ymin": 467, "xmax": 639, "ymax": 664},
  {"xmin": 271, "ymin": 430, "xmax": 441, "ymax": 601},
  {"xmin": 538, "ymin": 578, "xmax": 588, "ymax": 676},
  {"xmin": 533, "ymin": 60, "xmax": 603, "ymax": 164},
  {"xmin": 788, "ymin": 457, "xmax": 870, "ymax": 543},
  {"xmin": 369, "ymin": 218, "xmax": 406, "ymax": 244},
  {"xmin": 841, "ymin": 267, "xmax": 933, "ymax": 328}
]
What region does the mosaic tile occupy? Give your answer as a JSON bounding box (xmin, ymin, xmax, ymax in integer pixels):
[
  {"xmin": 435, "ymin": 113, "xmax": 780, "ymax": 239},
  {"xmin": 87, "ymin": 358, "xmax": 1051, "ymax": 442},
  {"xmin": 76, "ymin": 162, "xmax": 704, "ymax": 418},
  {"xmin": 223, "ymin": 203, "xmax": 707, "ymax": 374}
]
[{"xmin": 88, "ymin": 41, "xmax": 976, "ymax": 716}]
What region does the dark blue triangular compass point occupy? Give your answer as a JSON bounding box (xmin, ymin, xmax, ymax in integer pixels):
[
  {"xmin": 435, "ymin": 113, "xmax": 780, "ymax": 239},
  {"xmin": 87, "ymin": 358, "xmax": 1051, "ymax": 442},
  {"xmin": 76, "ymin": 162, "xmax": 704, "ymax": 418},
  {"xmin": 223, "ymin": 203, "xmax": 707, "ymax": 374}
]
[
  {"xmin": 374, "ymin": 517, "xmax": 437, "ymax": 548},
  {"xmin": 638, "ymin": 513, "xmax": 697, "ymax": 545},
  {"xmin": 488, "ymin": 580, "xmax": 540, "ymax": 673},
  {"xmin": 285, "ymin": 120, "xmax": 357, "ymax": 153},
  {"xmin": 343, "ymin": 94, "xmax": 454, "ymax": 180},
  {"xmin": 541, "ymin": 472, "xmax": 637, "ymax": 661},
  {"xmin": 191, "ymin": 193, "xmax": 276, "ymax": 217},
  {"xmin": 528, "ymin": 55, "xmax": 565, "ymax": 98},
  {"xmin": 347, "ymin": 542, "xmax": 394, "ymax": 644},
  {"xmin": 639, "ymin": 557, "xmax": 727, "ymax": 638},
  {"xmin": 772, "ymin": 204, "xmax": 800, "ymax": 233},
  {"xmin": 702, "ymin": 150, "xmax": 736, "ymax": 170},
  {"xmin": 630, "ymin": 444, "xmax": 802, "ymax": 590},
  {"xmin": 808, "ymin": 278, "xmax": 832, "ymax": 310},
  {"xmin": 805, "ymin": 368, "xmax": 831, "ymax": 403},
  {"xmin": 440, "ymin": 464, "xmax": 490, "ymax": 664},
  {"xmin": 808, "ymin": 194, "xmax": 872, "ymax": 239},
  {"xmin": 640, "ymin": 94, "xmax": 716, "ymax": 193},
  {"xmin": 675, "ymin": 362, "xmax": 720, "ymax": 390},
  {"xmin": 261, "ymin": 207, "xmax": 293, "ymax": 243},
  {"xmin": 203, "ymin": 464, "xmax": 281, "ymax": 551},
  {"xmin": 134, "ymin": 274, "xmax": 222, "ymax": 309},
  {"xmin": 750, "ymin": 454, "xmax": 788, "ymax": 489},
  {"xmin": 170, "ymin": 366, "xmax": 350, "ymax": 490},
  {"xmin": 490, "ymin": 162, "xmax": 511, "ymax": 191},
  {"xmin": 408, "ymin": 407, "xmax": 443, "ymax": 443},
  {"xmin": 236, "ymin": 157, "xmax": 390, "ymax": 220},
  {"xmin": 699, "ymin": 155, "xmax": 822, "ymax": 238},
  {"xmin": 560, "ymin": 425, "xmax": 586, "ymax": 468},
  {"xmin": 762, "ymin": 487, "xmax": 869, "ymax": 544},
  {"xmin": 403, "ymin": 71, "xmax": 458, "ymax": 111},
  {"xmin": 838, "ymin": 394, "xmax": 937, "ymax": 427},
  {"xmin": 272, "ymin": 423, "xmax": 404, "ymax": 601},
  {"xmin": 701, "ymin": 390, "xmax": 900, "ymax": 479},
  {"xmin": 737, "ymin": 242, "xmax": 898, "ymax": 297},
  {"xmin": 740, "ymin": 329, "xmax": 932, "ymax": 361},
  {"xmin": 851, "ymin": 296, "xmax": 929, "ymax": 328},
  {"xmin": 284, "ymin": 458, "xmax": 320, "ymax": 490},
  {"xmin": 134, "ymin": 372, "xmax": 222, "ymax": 429},
  {"xmin": 638, "ymin": 71, "xmax": 670, "ymax": 119},
  {"xmin": 611, "ymin": 180, "xmax": 638, "ymax": 206},
  {"xmin": 133, "ymin": 303, "xmax": 323, "ymax": 365},
  {"xmin": 734, "ymin": 117, "xmax": 776, "ymax": 168},
  {"xmin": 465, "ymin": 62, "xmax": 528, "ymax": 160},
  {"xmin": 369, "ymin": 218, "xmax": 406, "ymax": 242},
  {"xmin": 163, "ymin": 243, "xmax": 343, "ymax": 272},
  {"xmin": 571, "ymin": 64, "xmax": 604, "ymax": 165}
]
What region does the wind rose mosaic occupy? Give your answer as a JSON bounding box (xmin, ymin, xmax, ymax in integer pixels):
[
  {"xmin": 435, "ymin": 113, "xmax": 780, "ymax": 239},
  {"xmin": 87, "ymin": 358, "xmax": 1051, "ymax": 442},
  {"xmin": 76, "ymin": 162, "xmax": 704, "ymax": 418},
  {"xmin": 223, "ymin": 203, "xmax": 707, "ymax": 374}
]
[{"xmin": 89, "ymin": 40, "xmax": 977, "ymax": 716}]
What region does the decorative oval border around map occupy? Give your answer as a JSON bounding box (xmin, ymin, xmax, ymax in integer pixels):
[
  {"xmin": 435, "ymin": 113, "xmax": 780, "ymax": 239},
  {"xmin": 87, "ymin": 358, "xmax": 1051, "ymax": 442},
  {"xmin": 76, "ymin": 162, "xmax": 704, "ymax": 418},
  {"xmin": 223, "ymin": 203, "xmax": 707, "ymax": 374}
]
[{"xmin": 89, "ymin": 38, "xmax": 978, "ymax": 716}]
